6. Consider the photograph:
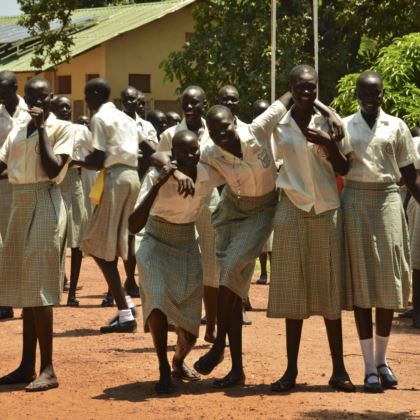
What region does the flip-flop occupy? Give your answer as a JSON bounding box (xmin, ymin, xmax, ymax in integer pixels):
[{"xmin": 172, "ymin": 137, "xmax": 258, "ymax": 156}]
[
  {"xmin": 25, "ymin": 377, "xmax": 59, "ymax": 392},
  {"xmin": 172, "ymin": 364, "xmax": 201, "ymax": 382},
  {"xmin": 0, "ymin": 373, "xmax": 36, "ymax": 385}
]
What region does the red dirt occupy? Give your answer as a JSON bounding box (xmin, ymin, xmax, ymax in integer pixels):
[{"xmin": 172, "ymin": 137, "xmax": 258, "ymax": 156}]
[{"xmin": 0, "ymin": 254, "xmax": 419, "ymax": 419}]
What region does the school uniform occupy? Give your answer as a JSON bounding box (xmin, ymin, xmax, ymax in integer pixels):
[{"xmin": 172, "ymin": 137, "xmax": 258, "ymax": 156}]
[
  {"xmin": 0, "ymin": 113, "xmax": 73, "ymax": 307},
  {"xmin": 135, "ymin": 164, "xmax": 224, "ymax": 336},
  {"xmin": 267, "ymin": 110, "xmax": 353, "ymax": 320},
  {"xmin": 0, "ymin": 96, "xmax": 30, "ymax": 238},
  {"xmin": 81, "ymin": 102, "xmax": 141, "ymax": 261},
  {"xmin": 59, "ymin": 123, "xmax": 91, "ymax": 248},
  {"xmin": 136, "ymin": 114, "xmax": 158, "ymax": 148},
  {"xmin": 158, "ymin": 119, "xmax": 220, "ymax": 289},
  {"xmin": 200, "ymin": 100, "xmax": 287, "ymax": 299},
  {"xmin": 342, "ymin": 109, "xmax": 416, "ymax": 310}
]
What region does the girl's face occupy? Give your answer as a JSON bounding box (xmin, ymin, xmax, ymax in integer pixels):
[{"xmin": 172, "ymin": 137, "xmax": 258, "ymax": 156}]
[
  {"xmin": 25, "ymin": 81, "xmax": 52, "ymax": 112},
  {"xmin": 291, "ymin": 72, "xmax": 317, "ymax": 109},
  {"xmin": 208, "ymin": 112, "xmax": 237, "ymax": 150},
  {"xmin": 356, "ymin": 78, "xmax": 383, "ymax": 116}
]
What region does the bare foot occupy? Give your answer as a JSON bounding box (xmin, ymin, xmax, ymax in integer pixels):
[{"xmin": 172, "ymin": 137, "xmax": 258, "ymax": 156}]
[
  {"xmin": 0, "ymin": 367, "xmax": 36, "ymax": 385},
  {"xmin": 172, "ymin": 361, "xmax": 200, "ymax": 381}
]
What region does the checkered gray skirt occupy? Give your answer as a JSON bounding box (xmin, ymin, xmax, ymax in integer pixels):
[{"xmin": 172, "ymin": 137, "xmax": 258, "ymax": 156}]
[
  {"xmin": 0, "ymin": 178, "xmax": 12, "ymax": 238},
  {"xmin": 267, "ymin": 194, "xmax": 351, "ymax": 320},
  {"xmin": 60, "ymin": 168, "xmax": 88, "ymax": 248},
  {"xmin": 82, "ymin": 165, "xmax": 140, "ymax": 261},
  {"xmin": 196, "ymin": 188, "xmax": 220, "ymax": 289},
  {"xmin": 136, "ymin": 216, "xmax": 203, "ymax": 337},
  {"xmin": 407, "ymin": 197, "xmax": 420, "ymax": 270},
  {"xmin": 212, "ymin": 187, "xmax": 278, "ymax": 299},
  {"xmin": 342, "ymin": 181, "xmax": 411, "ymax": 310},
  {"xmin": 0, "ymin": 183, "xmax": 67, "ymax": 307}
]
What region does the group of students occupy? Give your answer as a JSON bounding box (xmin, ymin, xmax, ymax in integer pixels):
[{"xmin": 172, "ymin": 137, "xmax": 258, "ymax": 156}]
[{"xmin": 0, "ymin": 64, "xmax": 419, "ymax": 397}]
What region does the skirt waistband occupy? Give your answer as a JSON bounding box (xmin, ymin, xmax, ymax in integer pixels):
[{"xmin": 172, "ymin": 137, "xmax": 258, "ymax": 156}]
[
  {"xmin": 12, "ymin": 182, "xmax": 58, "ymax": 192},
  {"xmin": 344, "ymin": 180, "xmax": 399, "ymax": 193}
]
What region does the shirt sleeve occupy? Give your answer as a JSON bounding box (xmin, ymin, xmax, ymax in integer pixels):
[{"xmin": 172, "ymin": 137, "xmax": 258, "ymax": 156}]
[
  {"xmin": 249, "ymin": 100, "xmax": 287, "ymax": 147},
  {"xmin": 0, "ymin": 132, "xmax": 10, "ymax": 165},
  {"xmin": 337, "ymin": 120, "xmax": 353, "ymax": 156},
  {"xmin": 146, "ymin": 124, "xmax": 159, "ymax": 147},
  {"xmin": 156, "ymin": 128, "xmax": 172, "ymax": 152},
  {"xmin": 396, "ymin": 120, "xmax": 416, "ymax": 168},
  {"xmin": 136, "ymin": 169, "xmax": 159, "ymax": 206},
  {"xmin": 90, "ymin": 116, "xmax": 107, "ymax": 152},
  {"xmin": 53, "ymin": 121, "xmax": 74, "ymax": 157}
]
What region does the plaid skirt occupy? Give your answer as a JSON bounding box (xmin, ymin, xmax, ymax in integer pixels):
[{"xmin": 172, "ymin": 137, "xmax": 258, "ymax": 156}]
[
  {"xmin": 212, "ymin": 187, "xmax": 278, "ymax": 299},
  {"xmin": 136, "ymin": 216, "xmax": 203, "ymax": 337},
  {"xmin": 268, "ymin": 194, "xmax": 351, "ymax": 320},
  {"xmin": 60, "ymin": 168, "xmax": 88, "ymax": 248},
  {"xmin": 82, "ymin": 165, "xmax": 140, "ymax": 261},
  {"xmin": 407, "ymin": 197, "xmax": 420, "ymax": 270},
  {"xmin": 196, "ymin": 189, "xmax": 220, "ymax": 288},
  {"xmin": 0, "ymin": 183, "xmax": 67, "ymax": 307},
  {"xmin": 342, "ymin": 181, "xmax": 411, "ymax": 310},
  {"xmin": 0, "ymin": 178, "xmax": 12, "ymax": 238}
]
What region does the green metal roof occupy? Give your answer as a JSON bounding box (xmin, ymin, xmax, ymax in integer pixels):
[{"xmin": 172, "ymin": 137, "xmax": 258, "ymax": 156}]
[{"xmin": 0, "ymin": 0, "xmax": 196, "ymax": 72}]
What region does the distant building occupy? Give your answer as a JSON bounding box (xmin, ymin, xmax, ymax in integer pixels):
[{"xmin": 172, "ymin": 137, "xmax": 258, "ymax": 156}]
[{"xmin": 0, "ymin": 0, "xmax": 197, "ymax": 118}]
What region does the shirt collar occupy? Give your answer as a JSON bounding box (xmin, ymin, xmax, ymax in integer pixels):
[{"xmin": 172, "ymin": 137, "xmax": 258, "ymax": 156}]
[
  {"xmin": 98, "ymin": 102, "xmax": 116, "ymax": 113},
  {"xmin": 279, "ymin": 108, "xmax": 323, "ymax": 126},
  {"xmin": 353, "ymin": 108, "xmax": 389, "ymax": 127}
]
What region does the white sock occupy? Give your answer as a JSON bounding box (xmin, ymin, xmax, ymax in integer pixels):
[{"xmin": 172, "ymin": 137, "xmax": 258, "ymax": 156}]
[
  {"xmin": 360, "ymin": 338, "xmax": 378, "ymax": 384},
  {"xmin": 375, "ymin": 334, "xmax": 392, "ymax": 375},
  {"xmin": 119, "ymin": 309, "xmax": 134, "ymax": 323},
  {"xmin": 125, "ymin": 295, "xmax": 135, "ymax": 309}
]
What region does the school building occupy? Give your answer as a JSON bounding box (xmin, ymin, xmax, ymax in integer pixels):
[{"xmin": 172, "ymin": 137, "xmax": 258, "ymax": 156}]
[{"xmin": 0, "ymin": 0, "xmax": 197, "ymax": 119}]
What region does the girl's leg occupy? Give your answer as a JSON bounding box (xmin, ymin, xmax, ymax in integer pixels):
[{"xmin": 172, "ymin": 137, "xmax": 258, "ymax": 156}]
[
  {"xmin": 213, "ymin": 294, "xmax": 245, "ymax": 388},
  {"xmin": 324, "ymin": 318, "xmax": 355, "ymax": 392},
  {"xmin": 203, "ymin": 286, "xmax": 218, "ymax": 343},
  {"xmin": 257, "ymin": 253, "xmax": 268, "ymax": 284},
  {"xmin": 271, "ymin": 319, "xmax": 303, "ymax": 392},
  {"xmin": 148, "ymin": 309, "xmax": 172, "ymax": 393},
  {"xmin": 26, "ymin": 306, "xmax": 58, "ymax": 391},
  {"xmin": 0, "ymin": 308, "xmax": 37, "ymax": 385},
  {"xmin": 67, "ymin": 247, "xmax": 83, "ymax": 306},
  {"xmin": 123, "ymin": 235, "xmax": 139, "ymax": 297},
  {"xmin": 172, "ymin": 328, "xmax": 200, "ymax": 381}
]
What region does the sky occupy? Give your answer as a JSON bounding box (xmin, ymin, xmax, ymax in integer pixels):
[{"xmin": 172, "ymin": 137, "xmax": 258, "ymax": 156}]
[{"xmin": 2, "ymin": 0, "xmax": 22, "ymax": 16}]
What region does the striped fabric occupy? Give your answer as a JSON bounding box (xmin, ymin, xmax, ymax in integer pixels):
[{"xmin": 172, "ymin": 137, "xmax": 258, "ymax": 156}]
[
  {"xmin": 0, "ymin": 179, "xmax": 12, "ymax": 238},
  {"xmin": 60, "ymin": 168, "xmax": 88, "ymax": 248},
  {"xmin": 407, "ymin": 197, "xmax": 420, "ymax": 270},
  {"xmin": 81, "ymin": 165, "xmax": 140, "ymax": 261},
  {"xmin": 212, "ymin": 186, "xmax": 278, "ymax": 299},
  {"xmin": 0, "ymin": 183, "xmax": 67, "ymax": 307},
  {"xmin": 342, "ymin": 181, "xmax": 411, "ymax": 310},
  {"xmin": 268, "ymin": 193, "xmax": 351, "ymax": 320},
  {"xmin": 136, "ymin": 216, "xmax": 203, "ymax": 337}
]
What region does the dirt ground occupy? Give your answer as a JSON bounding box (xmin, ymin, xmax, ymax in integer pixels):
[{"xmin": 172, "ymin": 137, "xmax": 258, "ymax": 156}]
[{"xmin": 0, "ymin": 254, "xmax": 419, "ymax": 420}]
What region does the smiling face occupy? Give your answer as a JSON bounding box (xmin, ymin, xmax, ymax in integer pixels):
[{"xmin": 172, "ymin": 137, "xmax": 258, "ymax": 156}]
[
  {"xmin": 356, "ymin": 73, "xmax": 383, "ymax": 116},
  {"xmin": 290, "ymin": 71, "xmax": 317, "ymax": 110},
  {"xmin": 217, "ymin": 86, "xmax": 240, "ymax": 115},
  {"xmin": 53, "ymin": 96, "xmax": 72, "ymax": 121},
  {"xmin": 207, "ymin": 106, "xmax": 237, "ymax": 150},
  {"xmin": 172, "ymin": 130, "xmax": 200, "ymax": 170},
  {"xmin": 24, "ymin": 78, "xmax": 52, "ymax": 114},
  {"xmin": 181, "ymin": 87, "xmax": 206, "ymax": 126},
  {"xmin": 121, "ymin": 87, "xmax": 138, "ymax": 115}
]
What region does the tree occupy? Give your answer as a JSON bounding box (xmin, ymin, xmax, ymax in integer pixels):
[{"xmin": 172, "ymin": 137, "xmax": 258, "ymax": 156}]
[
  {"xmin": 332, "ymin": 33, "xmax": 420, "ymax": 128},
  {"xmin": 161, "ymin": 0, "xmax": 420, "ymax": 120}
]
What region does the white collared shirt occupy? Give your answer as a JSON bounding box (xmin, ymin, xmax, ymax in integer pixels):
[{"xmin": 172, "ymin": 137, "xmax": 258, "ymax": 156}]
[
  {"xmin": 138, "ymin": 163, "xmax": 224, "ymax": 224},
  {"xmin": 0, "ymin": 113, "xmax": 73, "ymax": 184},
  {"xmin": 90, "ymin": 102, "xmax": 139, "ymax": 168},
  {"xmin": 344, "ymin": 109, "xmax": 416, "ymax": 183},
  {"xmin": 275, "ymin": 109, "xmax": 352, "ymax": 214},
  {"xmin": 200, "ymin": 100, "xmax": 286, "ymax": 197},
  {"xmin": 0, "ymin": 95, "xmax": 31, "ymax": 146},
  {"xmin": 135, "ymin": 114, "xmax": 158, "ymax": 148},
  {"xmin": 157, "ymin": 117, "xmax": 212, "ymax": 152}
]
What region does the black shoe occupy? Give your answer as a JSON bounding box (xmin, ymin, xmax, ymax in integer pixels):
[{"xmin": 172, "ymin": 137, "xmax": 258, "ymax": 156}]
[
  {"xmin": 363, "ymin": 373, "xmax": 383, "ymax": 393},
  {"xmin": 101, "ymin": 295, "xmax": 114, "ymax": 307},
  {"xmin": 377, "ymin": 364, "xmax": 398, "ymax": 389},
  {"xmin": 213, "ymin": 371, "xmax": 245, "ymax": 389},
  {"xmin": 100, "ymin": 319, "xmax": 137, "ymax": 334},
  {"xmin": 124, "ymin": 280, "xmax": 140, "ymax": 298},
  {"xmin": 108, "ymin": 307, "xmax": 137, "ymax": 325},
  {"xmin": 328, "ymin": 375, "xmax": 356, "ymax": 392},
  {"xmin": 0, "ymin": 307, "xmax": 14, "ymax": 320},
  {"xmin": 200, "ymin": 316, "xmax": 207, "ymax": 325},
  {"xmin": 398, "ymin": 309, "xmax": 413, "ymax": 319},
  {"xmin": 256, "ymin": 274, "xmax": 267, "ymax": 285},
  {"xmin": 243, "ymin": 297, "xmax": 252, "ymax": 311}
]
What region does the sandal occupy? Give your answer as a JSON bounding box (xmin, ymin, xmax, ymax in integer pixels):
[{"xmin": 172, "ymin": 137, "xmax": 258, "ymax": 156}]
[
  {"xmin": 363, "ymin": 372, "xmax": 383, "ymax": 393},
  {"xmin": 271, "ymin": 376, "xmax": 296, "ymax": 392},
  {"xmin": 329, "ymin": 375, "xmax": 356, "ymax": 392}
]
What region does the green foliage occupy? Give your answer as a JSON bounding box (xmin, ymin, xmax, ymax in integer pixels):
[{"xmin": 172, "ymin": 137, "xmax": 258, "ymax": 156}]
[{"xmin": 332, "ymin": 33, "xmax": 420, "ymax": 127}]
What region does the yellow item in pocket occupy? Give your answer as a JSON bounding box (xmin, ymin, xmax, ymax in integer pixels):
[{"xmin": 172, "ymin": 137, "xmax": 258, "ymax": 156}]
[{"xmin": 89, "ymin": 169, "xmax": 106, "ymax": 205}]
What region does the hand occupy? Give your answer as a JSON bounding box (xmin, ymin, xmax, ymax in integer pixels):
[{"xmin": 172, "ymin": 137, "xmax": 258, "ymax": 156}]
[
  {"xmin": 325, "ymin": 112, "xmax": 344, "ymax": 142},
  {"xmin": 173, "ymin": 170, "xmax": 195, "ymax": 197},
  {"xmin": 305, "ymin": 128, "xmax": 332, "ymax": 146},
  {"xmin": 156, "ymin": 166, "xmax": 175, "ymax": 185},
  {"xmin": 27, "ymin": 106, "xmax": 45, "ymax": 129}
]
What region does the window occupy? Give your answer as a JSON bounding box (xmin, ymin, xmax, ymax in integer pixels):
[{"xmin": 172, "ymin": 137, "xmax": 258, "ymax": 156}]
[
  {"xmin": 128, "ymin": 74, "xmax": 151, "ymax": 93},
  {"xmin": 86, "ymin": 73, "xmax": 99, "ymax": 83},
  {"xmin": 57, "ymin": 75, "xmax": 72, "ymax": 94}
]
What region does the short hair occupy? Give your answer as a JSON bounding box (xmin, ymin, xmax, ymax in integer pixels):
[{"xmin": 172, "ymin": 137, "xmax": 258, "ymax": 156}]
[
  {"xmin": 85, "ymin": 78, "xmax": 111, "ymax": 99},
  {"xmin": 0, "ymin": 71, "xmax": 17, "ymax": 86},
  {"xmin": 206, "ymin": 104, "xmax": 233, "ymax": 126},
  {"xmin": 172, "ymin": 129, "xmax": 197, "ymax": 148},
  {"xmin": 120, "ymin": 85, "xmax": 138, "ymax": 98},
  {"xmin": 182, "ymin": 85, "xmax": 206, "ymax": 99},
  {"xmin": 24, "ymin": 76, "xmax": 50, "ymax": 93},
  {"xmin": 218, "ymin": 85, "xmax": 239, "ymax": 97},
  {"xmin": 356, "ymin": 71, "xmax": 383, "ymax": 88},
  {"xmin": 411, "ymin": 127, "xmax": 420, "ymax": 137},
  {"xmin": 289, "ymin": 65, "xmax": 318, "ymax": 85}
]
